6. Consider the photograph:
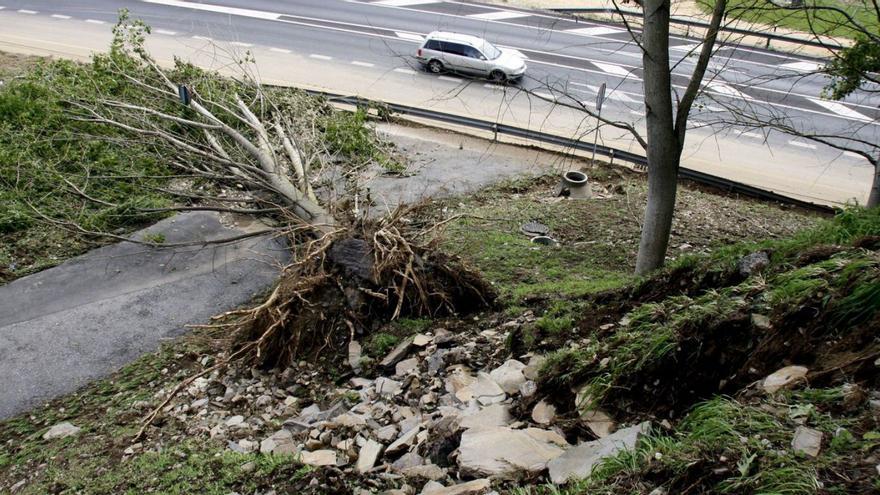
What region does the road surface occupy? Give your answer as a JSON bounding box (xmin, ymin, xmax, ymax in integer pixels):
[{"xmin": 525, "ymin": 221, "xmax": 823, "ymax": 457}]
[{"xmin": 0, "ymin": 0, "xmax": 876, "ymax": 205}]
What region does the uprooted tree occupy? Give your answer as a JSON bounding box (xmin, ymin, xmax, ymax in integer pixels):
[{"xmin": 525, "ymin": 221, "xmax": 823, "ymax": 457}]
[{"xmin": 47, "ymin": 15, "xmax": 495, "ymax": 374}]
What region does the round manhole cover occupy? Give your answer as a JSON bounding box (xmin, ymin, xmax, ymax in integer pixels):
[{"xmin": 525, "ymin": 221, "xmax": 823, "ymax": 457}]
[{"xmin": 521, "ymin": 221, "xmax": 549, "ymax": 237}]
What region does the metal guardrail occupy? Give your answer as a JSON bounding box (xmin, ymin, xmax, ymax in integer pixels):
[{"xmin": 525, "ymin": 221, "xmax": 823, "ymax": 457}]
[
  {"xmin": 549, "ymin": 7, "xmax": 843, "ymax": 51},
  {"xmin": 309, "ymin": 90, "xmax": 836, "ymax": 213}
]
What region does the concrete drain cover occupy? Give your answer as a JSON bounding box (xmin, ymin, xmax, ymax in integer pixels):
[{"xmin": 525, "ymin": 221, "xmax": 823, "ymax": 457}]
[{"xmin": 521, "ymin": 221, "xmax": 549, "ymax": 237}]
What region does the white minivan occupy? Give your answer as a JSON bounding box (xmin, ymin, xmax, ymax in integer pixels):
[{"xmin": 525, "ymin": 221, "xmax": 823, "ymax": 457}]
[{"xmin": 415, "ymin": 31, "xmax": 527, "ymax": 83}]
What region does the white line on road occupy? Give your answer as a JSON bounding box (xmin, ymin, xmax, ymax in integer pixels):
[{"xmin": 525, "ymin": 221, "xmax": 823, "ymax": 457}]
[
  {"xmin": 229, "ymin": 41, "xmax": 253, "ymax": 47},
  {"xmin": 592, "ymin": 61, "xmax": 632, "ymax": 78},
  {"xmin": 670, "ymin": 43, "xmax": 702, "ymax": 52},
  {"xmin": 309, "ymin": 54, "xmax": 332, "ymax": 60},
  {"xmin": 17, "ymin": 9, "xmax": 37, "ymax": 14},
  {"xmin": 789, "ymin": 140, "xmax": 818, "ymax": 149},
  {"xmin": 705, "ymin": 81, "xmax": 752, "ymax": 100},
  {"xmin": 395, "ymin": 31, "xmax": 424, "ymax": 42},
  {"xmin": 393, "ymin": 67, "xmax": 417, "ymax": 75},
  {"xmin": 0, "ymin": 7, "xmax": 5, "ymax": 10},
  {"xmin": 630, "ymin": 110, "xmax": 644, "ymax": 116},
  {"xmin": 192, "ymin": 35, "xmax": 213, "ymax": 41},
  {"xmin": 566, "ymin": 26, "xmax": 624, "ymax": 36},
  {"xmin": 586, "ymin": 84, "xmax": 638, "ymax": 103},
  {"xmin": 51, "ymin": 14, "xmax": 71, "ymax": 19},
  {"xmin": 808, "ymin": 98, "xmax": 874, "ymax": 123},
  {"xmin": 269, "ymin": 47, "xmax": 291, "ymax": 54},
  {"xmin": 468, "ymin": 11, "xmax": 531, "ymax": 20},
  {"xmin": 844, "ymin": 151, "xmax": 864, "ymax": 159},
  {"xmin": 438, "ymin": 75, "xmax": 462, "ymax": 83},
  {"xmin": 372, "ymin": 0, "xmax": 439, "ymax": 5},
  {"xmin": 85, "ymin": 19, "xmax": 106, "ymax": 24},
  {"xmin": 351, "ymin": 61, "xmax": 375, "ymax": 67},
  {"xmin": 579, "ymin": 100, "xmax": 597, "ymax": 108},
  {"xmin": 154, "ymin": 29, "xmax": 177, "ymax": 35},
  {"xmin": 144, "ymin": 0, "xmax": 281, "ymax": 20},
  {"xmin": 533, "ymin": 91, "xmax": 556, "ymax": 100},
  {"xmin": 781, "ymin": 61, "xmax": 821, "ymax": 72},
  {"xmin": 737, "ymin": 131, "xmax": 764, "ymax": 139}
]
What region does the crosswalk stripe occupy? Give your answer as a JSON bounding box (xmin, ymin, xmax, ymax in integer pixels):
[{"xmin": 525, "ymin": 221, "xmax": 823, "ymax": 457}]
[
  {"xmin": 808, "ymin": 98, "xmax": 873, "ymax": 123},
  {"xmin": 395, "ymin": 31, "xmax": 424, "ymax": 42},
  {"xmin": 592, "ymin": 62, "xmax": 631, "ymax": 78},
  {"xmin": 468, "ymin": 11, "xmax": 531, "ymax": 20},
  {"xmin": 372, "ymin": 0, "xmax": 439, "ymax": 5},
  {"xmin": 565, "ymin": 26, "xmax": 624, "ymax": 36}
]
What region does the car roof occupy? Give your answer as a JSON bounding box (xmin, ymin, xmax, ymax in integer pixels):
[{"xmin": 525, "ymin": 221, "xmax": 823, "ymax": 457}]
[{"xmin": 424, "ymin": 31, "xmax": 486, "ymax": 46}]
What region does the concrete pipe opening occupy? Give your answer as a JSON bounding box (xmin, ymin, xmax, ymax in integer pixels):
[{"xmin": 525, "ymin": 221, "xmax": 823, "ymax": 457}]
[
  {"xmin": 531, "ymin": 235, "xmax": 557, "ymax": 246},
  {"xmin": 562, "ymin": 170, "xmax": 592, "ymax": 199}
]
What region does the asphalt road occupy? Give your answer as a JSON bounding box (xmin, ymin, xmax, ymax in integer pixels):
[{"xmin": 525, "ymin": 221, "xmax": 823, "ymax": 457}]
[
  {"xmin": 0, "ymin": 212, "xmax": 288, "ymax": 419},
  {"xmin": 0, "ymin": 0, "xmax": 876, "ymax": 203}
]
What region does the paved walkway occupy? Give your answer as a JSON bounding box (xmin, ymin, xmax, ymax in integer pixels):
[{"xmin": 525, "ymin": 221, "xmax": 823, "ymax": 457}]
[{"xmin": 0, "ymin": 212, "xmax": 288, "ymax": 419}]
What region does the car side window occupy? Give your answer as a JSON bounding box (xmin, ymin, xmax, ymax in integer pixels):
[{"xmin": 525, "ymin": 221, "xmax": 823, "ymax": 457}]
[
  {"xmin": 424, "ymin": 40, "xmax": 442, "ymax": 51},
  {"xmin": 463, "ymin": 46, "xmax": 484, "ymax": 60},
  {"xmin": 442, "ymin": 42, "xmax": 468, "ymax": 57}
]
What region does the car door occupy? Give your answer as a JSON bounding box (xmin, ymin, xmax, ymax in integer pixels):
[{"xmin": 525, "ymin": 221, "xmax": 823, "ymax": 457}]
[
  {"xmin": 461, "ymin": 45, "xmax": 490, "ymax": 75},
  {"xmin": 438, "ymin": 42, "xmax": 477, "ymax": 75}
]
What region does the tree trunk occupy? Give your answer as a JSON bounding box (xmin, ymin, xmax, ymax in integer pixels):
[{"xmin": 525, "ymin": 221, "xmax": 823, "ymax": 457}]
[
  {"xmin": 869, "ymin": 163, "xmax": 880, "ymax": 208},
  {"xmin": 635, "ymin": 0, "xmax": 681, "ymax": 275}
]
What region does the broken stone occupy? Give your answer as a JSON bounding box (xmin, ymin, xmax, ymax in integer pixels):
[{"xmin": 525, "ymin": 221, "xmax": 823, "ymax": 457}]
[
  {"xmin": 792, "ymin": 426, "xmax": 822, "ymax": 457},
  {"xmin": 463, "ymin": 372, "xmax": 506, "ymax": 406},
  {"xmin": 459, "ymin": 404, "xmax": 512, "ymax": 430},
  {"xmin": 396, "ymin": 357, "xmax": 420, "ymax": 376},
  {"xmin": 300, "ymin": 449, "xmax": 337, "ymax": 466},
  {"xmin": 225, "ymin": 415, "xmax": 245, "ymax": 427},
  {"xmin": 329, "ymin": 413, "xmax": 368, "ymax": 428},
  {"xmin": 519, "ymin": 380, "xmax": 538, "ymax": 398},
  {"xmin": 43, "ymin": 422, "xmax": 81, "ymax": 440},
  {"xmin": 420, "ymin": 479, "xmax": 491, "ymax": 495},
  {"xmin": 531, "ymin": 400, "xmax": 556, "ymax": 425},
  {"xmin": 581, "ymin": 409, "xmax": 616, "ymax": 438},
  {"xmin": 762, "ymin": 365, "xmax": 809, "ymax": 394},
  {"xmin": 458, "ymin": 426, "xmax": 565, "ymax": 478},
  {"xmin": 412, "ymin": 334, "xmax": 433, "ymax": 347},
  {"xmin": 356, "ymin": 440, "xmax": 383, "ymax": 473},
  {"xmin": 260, "ymin": 429, "xmax": 293, "ymax": 454},
  {"xmin": 377, "ymin": 424, "xmax": 398, "ymax": 442},
  {"xmin": 348, "ymin": 340, "xmax": 363, "ymax": 371},
  {"xmin": 380, "ymin": 337, "xmax": 414, "ymax": 369},
  {"xmin": 737, "ymin": 251, "xmax": 770, "ymax": 277},
  {"xmin": 386, "ymin": 425, "xmax": 421, "ymax": 455},
  {"xmin": 401, "ymin": 463, "xmax": 447, "ymax": 481},
  {"xmin": 489, "ymin": 360, "xmax": 527, "ymax": 395},
  {"xmin": 523, "ymin": 355, "xmax": 546, "ymax": 381},
  {"xmin": 433, "ymin": 328, "xmax": 455, "ymax": 346},
  {"xmin": 376, "ymin": 377, "xmax": 402, "ymax": 396},
  {"xmin": 547, "ymin": 422, "xmax": 650, "ymax": 484},
  {"xmin": 392, "ymin": 451, "xmax": 425, "ymax": 471},
  {"xmin": 751, "ymin": 313, "xmax": 772, "ymax": 330}
]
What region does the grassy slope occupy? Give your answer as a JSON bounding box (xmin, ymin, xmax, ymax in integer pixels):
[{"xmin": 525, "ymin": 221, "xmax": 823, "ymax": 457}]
[{"xmin": 695, "ymin": 0, "xmax": 880, "ymax": 39}]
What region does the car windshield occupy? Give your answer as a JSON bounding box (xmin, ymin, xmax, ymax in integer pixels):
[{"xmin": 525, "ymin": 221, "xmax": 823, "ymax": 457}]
[{"xmin": 480, "ymin": 41, "xmax": 502, "ymax": 60}]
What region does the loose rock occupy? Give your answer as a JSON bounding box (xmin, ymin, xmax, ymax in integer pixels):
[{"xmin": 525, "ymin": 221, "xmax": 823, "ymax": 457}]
[
  {"xmin": 792, "ymin": 426, "xmax": 822, "ymax": 457},
  {"xmin": 548, "ymin": 422, "xmax": 650, "ymax": 484},
  {"xmin": 43, "ymin": 422, "xmax": 81, "ymax": 440},
  {"xmin": 458, "ymin": 426, "xmax": 565, "ymax": 478},
  {"xmin": 762, "ymin": 365, "xmax": 809, "ymax": 394}
]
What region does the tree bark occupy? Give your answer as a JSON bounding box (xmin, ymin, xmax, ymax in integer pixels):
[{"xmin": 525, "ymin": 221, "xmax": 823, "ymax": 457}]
[
  {"xmin": 635, "ymin": 0, "xmax": 680, "ymax": 275},
  {"xmin": 869, "ymin": 163, "xmax": 880, "ymax": 208}
]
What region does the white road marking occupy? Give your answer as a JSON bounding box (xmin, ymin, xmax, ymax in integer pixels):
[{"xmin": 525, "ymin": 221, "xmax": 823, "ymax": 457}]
[
  {"xmin": 372, "ymin": 0, "xmax": 439, "ymax": 5},
  {"xmin": 781, "ymin": 61, "xmax": 821, "ymax": 72},
  {"xmin": 0, "ymin": 7, "xmax": 5, "ymax": 10},
  {"xmin": 393, "ymin": 67, "xmax": 417, "ymax": 75},
  {"xmin": 671, "ymin": 43, "xmax": 702, "ymax": 52},
  {"xmin": 533, "ymin": 91, "xmax": 556, "ymax": 100},
  {"xmin": 351, "ymin": 61, "xmax": 375, "ymax": 67},
  {"xmin": 592, "ymin": 62, "xmax": 632, "ymax": 78},
  {"xmin": 144, "ymin": 0, "xmax": 281, "ymax": 20},
  {"xmin": 844, "ymin": 151, "xmax": 863, "ymax": 159},
  {"xmin": 438, "ymin": 75, "xmax": 462, "ymax": 83},
  {"xmin": 579, "ymin": 100, "xmax": 597, "ymax": 108},
  {"xmin": 310, "ymin": 54, "xmax": 332, "ymax": 60},
  {"xmin": 586, "ymin": 85, "xmax": 638, "ymax": 103},
  {"xmin": 737, "ymin": 130, "xmax": 764, "ymax": 139},
  {"xmin": 395, "ymin": 31, "xmax": 424, "ymax": 42},
  {"xmin": 565, "ymin": 26, "xmax": 623, "ymax": 36},
  {"xmin": 630, "ymin": 109, "xmax": 644, "ymax": 116},
  {"xmin": 51, "ymin": 14, "xmax": 72, "ymax": 19},
  {"xmin": 17, "ymin": 9, "xmax": 37, "ymax": 14},
  {"xmin": 155, "ymin": 29, "xmax": 177, "ymax": 35},
  {"xmin": 705, "ymin": 81, "xmax": 752, "ymax": 100},
  {"xmin": 789, "ymin": 140, "xmax": 817, "ymax": 149},
  {"xmin": 192, "ymin": 35, "xmax": 213, "ymax": 41},
  {"xmin": 269, "ymin": 47, "xmax": 291, "ymax": 54},
  {"xmin": 229, "ymin": 41, "xmax": 253, "ymax": 47},
  {"xmin": 468, "ymin": 11, "xmax": 531, "ymax": 20},
  {"xmin": 808, "ymin": 98, "xmax": 873, "ymax": 123},
  {"xmin": 85, "ymin": 19, "xmax": 105, "ymax": 24}
]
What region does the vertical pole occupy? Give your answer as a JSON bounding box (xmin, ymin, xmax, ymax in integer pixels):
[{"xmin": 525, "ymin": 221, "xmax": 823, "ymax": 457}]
[{"xmin": 591, "ymin": 107, "xmax": 602, "ymax": 164}]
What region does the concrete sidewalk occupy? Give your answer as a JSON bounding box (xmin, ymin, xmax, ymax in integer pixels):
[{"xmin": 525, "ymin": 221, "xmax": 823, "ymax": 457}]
[{"xmin": 0, "ymin": 212, "xmax": 288, "ymax": 419}]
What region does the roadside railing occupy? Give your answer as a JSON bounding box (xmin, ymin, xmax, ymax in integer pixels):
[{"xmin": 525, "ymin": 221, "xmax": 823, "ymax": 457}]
[{"xmin": 309, "ymin": 90, "xmax": 836, "ymax": 213}]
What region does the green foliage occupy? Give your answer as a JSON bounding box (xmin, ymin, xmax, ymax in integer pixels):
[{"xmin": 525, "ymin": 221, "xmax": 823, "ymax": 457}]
[
  {"xmin": 321, "ymin": 106, "xmax": 403, "ymax": 173},
  {"xmin": 696, "ymin": 0, "xmax": 880, "ymax": 39},
  {"xmin": 365, "ymin": 332, "xmax": 399, "ymax": 357},
  {"xmin": 823, "ymin": 36, "xmax": 880, "ymax": 100}
]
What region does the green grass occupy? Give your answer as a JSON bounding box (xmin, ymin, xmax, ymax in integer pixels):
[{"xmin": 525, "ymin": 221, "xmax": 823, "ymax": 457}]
[{"xmin": 696, "ymin": 0, "xmax": 880, "ymax": 39}]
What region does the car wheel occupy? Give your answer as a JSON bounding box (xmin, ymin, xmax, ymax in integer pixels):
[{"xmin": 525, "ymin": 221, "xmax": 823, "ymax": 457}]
[
  {"xmin": 427, "ymin": 60, "xmax": 444, "ymax": 73},
  {"xmin": 489, "ymin": 70, "xmax": 507, "ymax": 83}
]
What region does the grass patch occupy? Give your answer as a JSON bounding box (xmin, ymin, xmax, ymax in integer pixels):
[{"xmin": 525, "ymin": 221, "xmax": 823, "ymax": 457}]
[{"xmin": 696, "ymin": 0, "xmax": 880, "ymax": 39}]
